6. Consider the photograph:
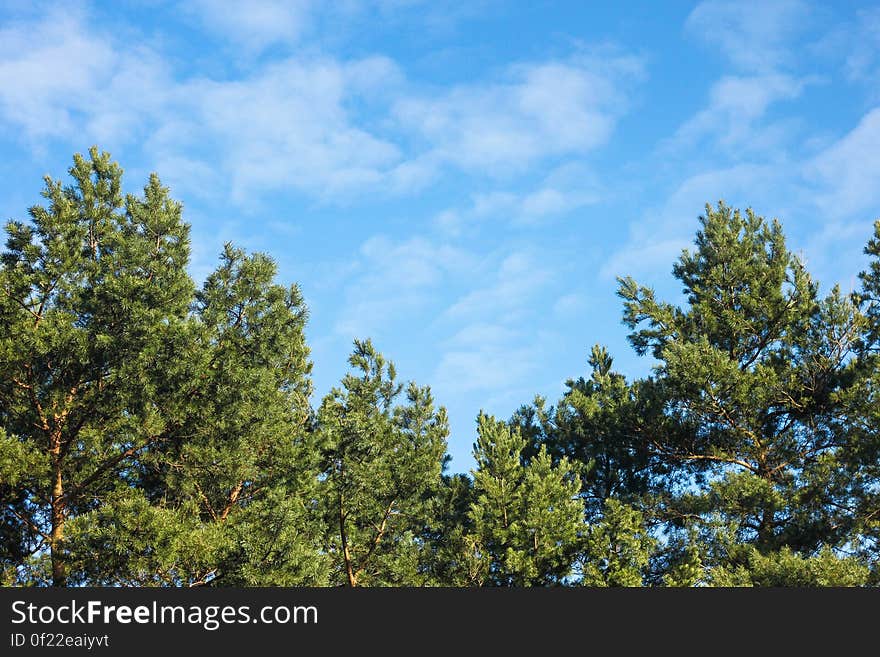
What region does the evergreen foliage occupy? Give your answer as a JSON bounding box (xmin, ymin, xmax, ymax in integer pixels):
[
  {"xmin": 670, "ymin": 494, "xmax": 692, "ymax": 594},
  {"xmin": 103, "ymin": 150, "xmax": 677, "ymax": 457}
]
[
  {"xmin": 2, "ymin": 151, "xmax": 878, "ymax": 587},
  {"xmin": 617, "ymin": 203, "xmax": 872, "ymax": 582},
  {"xmin": 316, "ymin": 339, "xmax": 449, "ymax": 586},
  {"xmin": 467, "ymin": 414, "xmax": 582, "ymax": 585},
  {"xmin": 0, "ymin": 149, "xmax": 322, "ymax": 586}
]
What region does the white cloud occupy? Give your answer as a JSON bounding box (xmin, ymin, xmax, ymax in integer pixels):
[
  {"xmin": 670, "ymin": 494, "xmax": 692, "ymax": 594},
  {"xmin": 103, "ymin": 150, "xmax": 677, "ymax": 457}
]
[
  {"xmin": 172, "ymin": 57, "xmax": 403, "ymax": 201},
  {"xmin": 666, "ymin": 1, "xmax": 819, "ymax": 216},
  {"xmin": 0, "ymin": 9, "xmax": 409, "ymax": 201},
  {"xmin": 671, "ymin": 74, "xmax": 810, "ymax": 153},
  {"xmin": 706, "ymin": 75, "xmax": 805, "ymax": 119},
  {"xmin": 185, "ymin": 0, "xmax": 314, "ymax": 54},
  {"xmin": 477, "ymin": 183, "xmax": 597, "ymax": 224},
  {"xmin": 428, "ymin": 248, "xmax": 556, "ymax": 396},
  {"xmin": 445, "ymin": 322, "xmax": 519, "ymax": 347},
  {"xmin": 799, "ymin": 218, "xmax": 875, "ymax": 291},
  {"xmin": 333, "ymin": 235, "xmax": 476, "ymax": 339},
  {"xmin": 434, "ymin": 344, "xmax": 536, "ymax": 394},
  {"xmin": 611, "ymin": 101, "xmax": 880, "ymax": 292},
  {"xmin": 445, "ymin": 251, "xmax": 552, "ymax": 321},
  {"xmin": 465, "ymin": 184, "xmax": 592, "ymax": 225},
  {"xmin": 0, "ymin": 9, "xmax": 171, "ymax": 145},
  {"xmin": 433, "ymin": 162, "xmax": 601, "ymax": 234},
  {"xmin": 844, "ymin": 8, "xmax": 880, "ymax": 84},
  {"xmin": 385, "ymin": 154, "xmax": 441, "ymax": 195},
  {"xmin": 601, "ymin": 237, "xmax": 688, "ymax": 282},
  {"xmin": 327, "ymin": 235, "xmax": 562, "ymax": 443},
  {"xmin": 552, "ymin": 293, "xmax": 585, "ymax": 317},
  {"xmin": 393, "ymin": 53, "xmax": 643, "ymax": 174},
  {"xmin": 654, "ymin": 3, "xmax": 823, "ymax": 268},
  {"xmin": 685, "ymin": 0, "xmax": 812, "ymax": 72},
  {"xmin": 0, "ymin": 9, "xmax": 646, "ymax": 205},
  {"xmin": 812, "ymin": 7, "xmax": 880, "ymax": 94},
  {"xmin": 146, "ymin": 153, "xmax": 221, "ymax": 197},
  {"xmin": 600, "ymin": 163, "xmax": 783, "ymax": 280},
  {"xmin": 807, "ymin": 107, "xmax": 880, "ymax": 218}
]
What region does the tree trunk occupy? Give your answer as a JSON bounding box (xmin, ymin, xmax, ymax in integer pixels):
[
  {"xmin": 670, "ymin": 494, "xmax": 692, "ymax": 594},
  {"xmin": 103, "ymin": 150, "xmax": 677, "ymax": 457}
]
[
  {"xmin": 50, "ymin": 444, "xmax": 66, "ymax": 587},
  {"xmin": 756, "ymin": 457, "xmax": 775, "ymax": 551},
  {"xmin": 757, "ymin": 505, "xmax": 775, "ymax": 551},
  {"xmin": 339, "ymin": 494, "xmax": 357, "ymax": 587}
]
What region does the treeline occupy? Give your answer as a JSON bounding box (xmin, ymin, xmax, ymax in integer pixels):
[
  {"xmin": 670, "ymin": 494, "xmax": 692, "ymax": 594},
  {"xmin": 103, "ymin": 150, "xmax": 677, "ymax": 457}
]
[{"xmin": 1, "ymin": 149, "xmax": 879, "ymax": 587}]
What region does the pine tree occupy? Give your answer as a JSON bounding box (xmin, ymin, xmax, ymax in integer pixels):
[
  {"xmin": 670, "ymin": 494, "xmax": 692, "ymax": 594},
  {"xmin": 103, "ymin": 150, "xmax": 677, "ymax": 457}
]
[
  {"xmin": 617, "ymin": 202, "xmax": 867, "ymax": 580},
  {"xmin": 708, "ymin": 545, "xmax": 869, "ymax": 586},
  {"xmin": 0, "ymin": 149, "xmax": 192, "ymax": 585},
  {"xmin": 417, "ymin": 473, "xmax": 480, "ymax": 586},
  {"xmin": 845, "ymin": 219, "xmax": 880, "ymax": 573},
  {"xmin": 63, "ymin": 245, "xmax": 326, "ymax": 586},
  {"xmin": 6, "ymin": 148, "xmax": 876, "ymax": 588},
  {"xmin": 0, "ymin": 149, "xmax": 323, "ymax": 585},
  {"xmin": 580, "ymin": 499, "xmax": 655, "ymax": 587},
  {"xmin": 511, "ymin": 344, "xmax": 672, "ymax": 521},
  {"xmin": 316, "ymin": 340, "xmax": 449, "ymax": 586},
  {"xmin": 467, "ymin": 414, "xmax": 582, "ymax": 586},
  {"xmin": 858, "ymin": 220, "xmax": 880, "ymax": 347}
]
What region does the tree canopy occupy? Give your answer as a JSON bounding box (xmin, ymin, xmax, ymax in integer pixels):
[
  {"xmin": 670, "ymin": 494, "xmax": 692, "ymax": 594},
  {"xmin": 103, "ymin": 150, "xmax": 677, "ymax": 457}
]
[{"xmin": 2, "ymin": 151, "xmax": 878, "ymax": 586}]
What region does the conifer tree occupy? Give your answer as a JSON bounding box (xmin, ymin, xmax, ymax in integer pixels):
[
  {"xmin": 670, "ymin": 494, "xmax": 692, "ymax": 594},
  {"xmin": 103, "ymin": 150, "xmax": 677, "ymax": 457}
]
[
  {"xmin": 617, "ymin": 202, "xmax": 867, "ymax": 579},
  {"xmin": 511, "ymin": 345, "xmax": 672, "ymax": 521},
  {"xmin": 6, "ymin": 148, "xmax": 878, "ymax": 588},
  {"xmin": 0, "ymin": 149, "xmax": 192, "ymax": 585},
  {"xmin": 0, "ymin": 149, "xmax": 323, "ymax": 585},
  {"xmin": 846, "ymin": 220, "xmax": 880, "ymax": 572},
  {"xmin": 468, "ymin": 414, "xmax": 582, "ymax": 586},
  {"xmin": 417, "ymin": 473, "xmax": 479, "ymax": 586},
  {"xmin": 316, "ymin": 340, "xmax": 449, "ymax": 586},
  {"xmin": 580, "ymin": 499, "xmax": 655, "ymax": 587}
]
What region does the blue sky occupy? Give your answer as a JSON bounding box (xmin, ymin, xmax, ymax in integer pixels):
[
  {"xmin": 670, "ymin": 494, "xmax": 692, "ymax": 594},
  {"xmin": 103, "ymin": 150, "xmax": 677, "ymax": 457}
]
[{"xmin": 2, "ymin": 1, "xmax": 879, "ymax": 471}]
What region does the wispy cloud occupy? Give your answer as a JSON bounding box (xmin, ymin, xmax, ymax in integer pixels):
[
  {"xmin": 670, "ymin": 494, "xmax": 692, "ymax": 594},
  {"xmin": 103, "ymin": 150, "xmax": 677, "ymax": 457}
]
[
  {"xmin": 629, "ymin": 0, "xmax": 828, "ymax": 289},
  {"xmin": 811, "ymin": 7, "xmax": 880, "ymax": 104},
  {"xmin": 393, "ymin": 51, "xmax": 643, "ymax": 175},
  {"xmin": 169, "ymin": 56, "xmax": 404, "ymax": 201},
  {"xmin": 602, "ymin": 110, "xmax": 880, "ymax": 287},
  {"xmin": 434, "ymin": 338, "xmax": 536, "ymax": 395},
  {"xmin": 444, "ymin": 251, "xmax": 552, "ymax": 322},
  {"xmin": 552, "ymin": 292, "xmax": 586, "ymax": 317},
  {"xmin": 844, "ymin": 8, "xmax": 880, "ymax": 85},
  {"xmin": 669, "ymin": 73, "xmax": 811, "ymax": 154},
  {"xmin": 431, "ymin": 249, "xmax": 555, "ymax": 402},
  {"xmin": 333, "ymin": 235, "xmax": 476, "ymax": 339},
  {"xmin": 600, "ymin": 163, "xmax": 784, "ymax": 281},
  {"xmin": 434, "ymin": 162, "xmax": 601, "ymax": 235},
  {"xmin": 0, "ymin": 9, "xmax": 643, "ymax": 206},
  {"xmin": 806, "ymin": 107, "xmax": 880, "ymax": 218},
  {"xmin": 184, "ymin": 0, "xmax": 315, "ymax": 54},
  {"xmin": 685, "ymin": 0, "xmax": 812, "ymax": 73},
  {"xmin": 0, "ymin": 7, "xmax": 171, "ymax": 146},
  {"xmin": 0, "ymin": 9, "xmax": 406, "ymax": 200},
  {"xmin": 672, "ymin": 0, "xmax": 820, "ymax": 158}
]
